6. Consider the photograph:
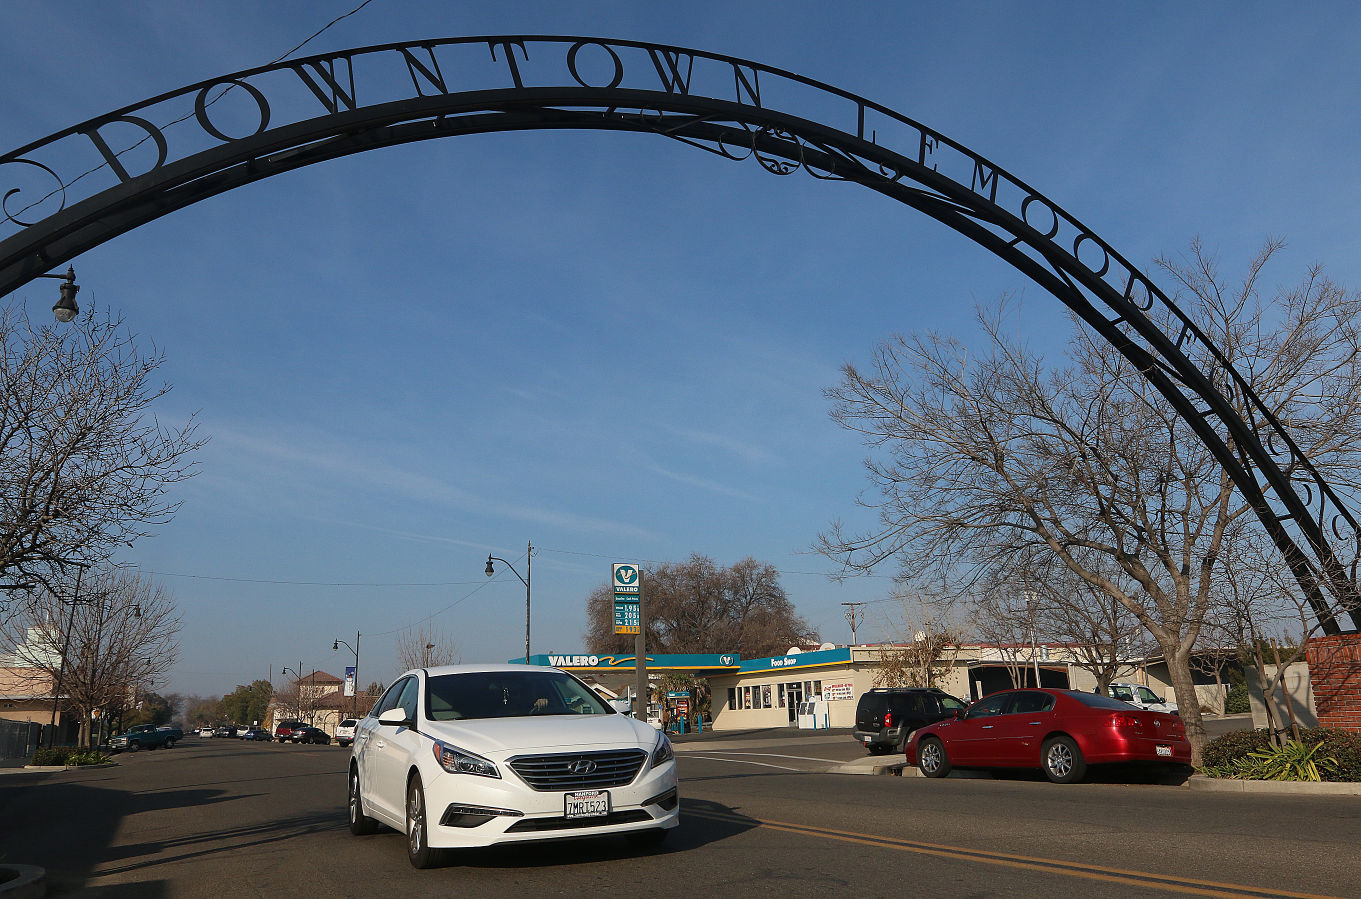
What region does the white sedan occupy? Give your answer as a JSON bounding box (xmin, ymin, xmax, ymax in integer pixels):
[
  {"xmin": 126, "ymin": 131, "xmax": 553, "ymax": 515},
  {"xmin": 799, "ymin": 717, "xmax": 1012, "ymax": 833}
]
[{"xmin": 347, "ymin": 664, "xmax": 679, "ymax": 867}]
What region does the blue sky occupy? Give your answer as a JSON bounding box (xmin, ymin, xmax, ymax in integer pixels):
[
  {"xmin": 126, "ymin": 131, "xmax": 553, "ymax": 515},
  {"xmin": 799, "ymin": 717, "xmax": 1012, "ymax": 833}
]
[{"xmin": 3, "ymin": 2, "xmax": 1360, "ymax": 699}]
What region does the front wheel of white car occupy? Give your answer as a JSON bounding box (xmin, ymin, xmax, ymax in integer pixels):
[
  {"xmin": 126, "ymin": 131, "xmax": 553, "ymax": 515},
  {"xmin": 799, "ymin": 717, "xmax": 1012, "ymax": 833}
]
[
  {"xmin": 348, "ymin": 766, "xmax": 379, "ymax": 836},
  {"xmin": 406, "ymin": 773, "xmax": 441, "ymax": 869}
]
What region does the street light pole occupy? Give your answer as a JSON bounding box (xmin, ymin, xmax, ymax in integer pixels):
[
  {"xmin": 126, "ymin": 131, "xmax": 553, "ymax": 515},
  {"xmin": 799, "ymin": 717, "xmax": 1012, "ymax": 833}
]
[
  {"xmin": 485, "ymin": 541, "xmax": 532, "ymax": 664},
  {"xmin": 47, "ymin": 561, "xmax": 91, "ymax": 748},
  {"xmin": 841, "ymin": 601, "xmax": 865, "ymax": 645},
  {"xmin": 333, "ymin": 632, "xmax": 360, "ymax": 719}
]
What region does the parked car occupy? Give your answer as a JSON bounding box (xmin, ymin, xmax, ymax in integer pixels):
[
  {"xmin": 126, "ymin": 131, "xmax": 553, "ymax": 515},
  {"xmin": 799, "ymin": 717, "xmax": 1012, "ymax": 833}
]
[
  {"xmin": 348, "ymin": 664, "xmax": 678, "ymax": 867},
  {"xmin": 1105, "ymin": 682, "xmax": 1179, "ymax": 715},
  {"xmin": 197, "ymin": 726, "xmax": 215, "ymax": 737},
  {"xmin": 852, "ymin": 687, "xmax": 967, "ymax": 754},
  {"xmin": 335, "ymin": 718, "xmax": 358, "ymax": 748},
  {"xmin": 214, "ymin": 724, "xmax": 240, "ymax": 738},
  {"xmin": 290, "ymin": 726, "xmax": 331, "ymax": 745},
  {"xmin": 907, "ymin": 688, "xmax": 1191, "ymax": 784},
  {"xmin": 110, "ymin": 724, "xmax": 182, "ymax": 752},
  {"xmin": 273, "ymin": 719, "xmax": 306, "ymax": 742},
  {"xmin": 241, "ymin": 728, "xmax": 272, "ymax": 741}
]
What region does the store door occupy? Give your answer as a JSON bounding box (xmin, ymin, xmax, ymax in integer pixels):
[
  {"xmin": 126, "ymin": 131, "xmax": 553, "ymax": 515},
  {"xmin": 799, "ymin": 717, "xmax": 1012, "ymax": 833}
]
[{"xmin": 786, "ymin": 682, "xmax": 803, "ymax": 724}]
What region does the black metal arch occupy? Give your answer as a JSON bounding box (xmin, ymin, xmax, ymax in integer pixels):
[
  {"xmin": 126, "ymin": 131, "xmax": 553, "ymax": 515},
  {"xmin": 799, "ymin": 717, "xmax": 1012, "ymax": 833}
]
[{"xmin": 2, "ymin": 35, "xmax": 1356, "ymax": 632}]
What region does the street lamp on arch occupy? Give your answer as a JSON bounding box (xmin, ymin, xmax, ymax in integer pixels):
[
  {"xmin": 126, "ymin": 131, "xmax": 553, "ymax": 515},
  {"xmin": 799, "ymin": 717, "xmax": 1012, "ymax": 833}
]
[{"xmin": 31, "ymin": 265, "xmax": 80, "ymax": 322}]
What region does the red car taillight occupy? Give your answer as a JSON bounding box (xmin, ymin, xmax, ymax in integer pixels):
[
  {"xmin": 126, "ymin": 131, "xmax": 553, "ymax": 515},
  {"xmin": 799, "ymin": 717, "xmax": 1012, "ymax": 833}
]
[
  {"xmin": 1109, "ymin": 713, "xmax": 1143, "ymax": 731},
  {"xmin": 883, "ymin": 710, "xmax": 892, "ymax": 728}
]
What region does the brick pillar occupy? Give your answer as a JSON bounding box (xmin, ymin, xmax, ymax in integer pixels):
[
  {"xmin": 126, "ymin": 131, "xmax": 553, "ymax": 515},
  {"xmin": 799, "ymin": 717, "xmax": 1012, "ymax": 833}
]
[{"xmin": 1306, "ymin": 634, "xmax": 1361, "ymax": 732}]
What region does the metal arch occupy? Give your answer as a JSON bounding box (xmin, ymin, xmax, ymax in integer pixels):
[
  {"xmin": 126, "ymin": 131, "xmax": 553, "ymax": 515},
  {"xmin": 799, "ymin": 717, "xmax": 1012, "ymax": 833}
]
[{"xmin": 1, "ymin": 35, "xmax": 1355, "ymax": 632}]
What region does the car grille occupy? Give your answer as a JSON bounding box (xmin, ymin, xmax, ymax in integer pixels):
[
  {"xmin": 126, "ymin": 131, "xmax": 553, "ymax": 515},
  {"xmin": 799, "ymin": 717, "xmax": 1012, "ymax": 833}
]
[{"xmin": 507, "ymin": 749, "xmax": 648, "ymax": 791}]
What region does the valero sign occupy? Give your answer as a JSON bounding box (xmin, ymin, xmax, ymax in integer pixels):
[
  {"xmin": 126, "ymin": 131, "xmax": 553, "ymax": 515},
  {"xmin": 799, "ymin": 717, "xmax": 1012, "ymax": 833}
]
[{"xmin": 613, "ymin": 562, "xmax": 641, "ymax": 635}]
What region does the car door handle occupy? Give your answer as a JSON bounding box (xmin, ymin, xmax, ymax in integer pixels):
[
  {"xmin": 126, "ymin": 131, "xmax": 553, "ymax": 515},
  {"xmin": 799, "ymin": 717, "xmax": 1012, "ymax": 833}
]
[
  {"xmin": 981, "ymin": 725, "xmax": 994, "ymax": 730},
  {"xmin": 375, "ymin": 739, "xmax": 385, "ymax": 750},
  {"xmin": 1027, "ymin": 721, "xmax": 1043, "ymax": 726}
]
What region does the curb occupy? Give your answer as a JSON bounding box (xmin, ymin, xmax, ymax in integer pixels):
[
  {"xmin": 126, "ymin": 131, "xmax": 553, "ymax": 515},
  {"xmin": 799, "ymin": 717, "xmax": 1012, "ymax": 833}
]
[
  {"xmin": 17, "ymin": 762, "xmax": 117, "ymax": 773},
  {"xmin": 0, "ymin": 865, "xmax": 45, "ymax": 898},
  {"xmin": 1185, "ymin": 775, "xmax": 1361, "ymax": 796}
]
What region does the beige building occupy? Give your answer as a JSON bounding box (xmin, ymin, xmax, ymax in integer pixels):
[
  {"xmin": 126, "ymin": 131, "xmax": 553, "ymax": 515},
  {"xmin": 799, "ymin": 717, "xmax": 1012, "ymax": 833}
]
[{"xmin": 707, "ymin": 643, "xmax": 1224, "ymax": 731}]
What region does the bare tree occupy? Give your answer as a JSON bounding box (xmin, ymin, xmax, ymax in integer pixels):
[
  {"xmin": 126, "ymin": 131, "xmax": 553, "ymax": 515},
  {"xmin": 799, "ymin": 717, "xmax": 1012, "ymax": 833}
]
[
  {"xmin": 971, "ymin": 570, "xmax": 1039, "ymax": 689},
  {"xmin": 2, "ymin": 567, "xmax": 180, "ymax": 746},
  {"xmin": 396, "ymin": 624, "xmax": 459, "ymax": 672},
  {"xmin": 820, "ymin": 242, "xmax": 1361, "ymax": 764},
  {"xmin": 0, "ymin": 304, "xmax": 204, "ymax": 588},
  {"xmin": 873, "ymin": 591, "xmax": 965, "ymax": 689},
  {"xmin": 1016, "ymin": 554, "xmax": 1149, "ymax": 693}
]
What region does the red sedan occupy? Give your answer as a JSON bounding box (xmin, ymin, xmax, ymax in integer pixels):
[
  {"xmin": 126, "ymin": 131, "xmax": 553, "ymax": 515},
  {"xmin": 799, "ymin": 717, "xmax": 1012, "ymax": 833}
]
[{"xmin": 906, "ymin": 688, "xmax": 1191, "ymax": 783}]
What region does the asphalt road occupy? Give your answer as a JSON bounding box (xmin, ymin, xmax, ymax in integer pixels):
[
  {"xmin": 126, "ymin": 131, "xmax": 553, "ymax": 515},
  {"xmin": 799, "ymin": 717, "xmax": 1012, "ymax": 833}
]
[{"xmin": 2, "ymin": 726, "xmax": 1355, "ymax": 898}]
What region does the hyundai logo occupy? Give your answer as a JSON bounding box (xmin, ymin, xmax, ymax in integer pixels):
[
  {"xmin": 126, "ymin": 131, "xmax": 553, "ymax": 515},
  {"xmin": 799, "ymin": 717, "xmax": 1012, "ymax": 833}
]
[{"xmin": 570, "ymin": 759, "xmax": 597, "ymax": 775}]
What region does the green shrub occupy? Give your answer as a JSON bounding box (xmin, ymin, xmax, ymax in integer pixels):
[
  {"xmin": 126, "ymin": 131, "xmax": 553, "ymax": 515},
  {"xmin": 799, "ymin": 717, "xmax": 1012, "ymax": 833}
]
[
  {"xmin": 1224, "ymin": 684, "xmax": 1250, "ymax": 714},
  {"xmin": 65, "ymin": 750, "xmax": 112, "ymax": 766},
  {"xmin": 1201, "ymin": 729, "xmax": 1273, "ymax": 769},
  {"xmin": 30, "ymin": 747, "xmax": 74, "ymax": 766},
  {"xmin": 1201, "ymin": 727, "xmax": 1361, "ymax": 781},
  {"xmin": 1237, "ymin": 741, "xmax": 1337, "ymax": 781},
  {"xmin": 1299, "ymin": 728, "xmax": 1361, "ymax": 782},
  {"xmin": 30, "ymin": 746, "xmax": 112, "ymax": 766}
]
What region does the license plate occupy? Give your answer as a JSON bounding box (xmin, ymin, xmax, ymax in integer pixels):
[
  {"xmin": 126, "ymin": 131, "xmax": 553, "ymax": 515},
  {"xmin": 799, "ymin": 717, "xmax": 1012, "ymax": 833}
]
[
  {"xmin": 565, "ymin": 790, "xmax": 610, "ymax": 819},
  {"xmin": 1155, "ymin": 745, "xmax": 1172, "ymax": 757}
]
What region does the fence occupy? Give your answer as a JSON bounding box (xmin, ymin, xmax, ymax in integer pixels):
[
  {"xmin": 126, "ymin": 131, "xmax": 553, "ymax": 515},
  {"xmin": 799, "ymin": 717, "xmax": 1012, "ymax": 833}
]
[{"xmin": 0, "ymin": 719, "xmax": 43, "ymax": 760}]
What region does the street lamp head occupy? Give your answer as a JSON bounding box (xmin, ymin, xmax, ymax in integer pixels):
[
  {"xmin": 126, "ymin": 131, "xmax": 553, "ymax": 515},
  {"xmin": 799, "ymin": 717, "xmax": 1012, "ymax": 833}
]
[
  {"xmin": 332, "ymin": 640, "xmax": 339, "ymax": 651},
  {"xmin": 52, "ymin": 267, "xmax": 79, "ymax": 322},
  {"xmin": 485, "ymin": 556, "xmax": 495, "ymax": 577}
]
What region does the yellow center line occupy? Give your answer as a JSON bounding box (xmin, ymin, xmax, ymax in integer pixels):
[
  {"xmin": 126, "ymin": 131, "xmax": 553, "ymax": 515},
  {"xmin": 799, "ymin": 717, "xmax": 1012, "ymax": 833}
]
[{"xmin": 685, "ymin": 810, "xmax": 1342, "ymax": 899}]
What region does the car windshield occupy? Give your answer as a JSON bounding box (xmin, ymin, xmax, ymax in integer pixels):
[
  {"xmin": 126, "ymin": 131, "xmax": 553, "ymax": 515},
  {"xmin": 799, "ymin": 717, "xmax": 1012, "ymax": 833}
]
[{"xmin": 425, "ymin": 670, "xmax": 613, "ymax": 721}]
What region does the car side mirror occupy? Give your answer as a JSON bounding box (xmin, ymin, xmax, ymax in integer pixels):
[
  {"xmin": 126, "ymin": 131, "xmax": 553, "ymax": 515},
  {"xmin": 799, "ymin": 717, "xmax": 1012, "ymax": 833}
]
[
  {"xmin": 378, "ymin": 707, "xmax": 413, "ymax": 728},
  {"xmin": 952, "ymin": 709, "xmax": 962, "ymax": 720}
]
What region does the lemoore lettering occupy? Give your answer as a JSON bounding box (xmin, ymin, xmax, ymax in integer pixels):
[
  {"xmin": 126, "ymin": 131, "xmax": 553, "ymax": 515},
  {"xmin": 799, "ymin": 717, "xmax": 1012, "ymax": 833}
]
[{"xmin": 548, "ymin": 655, "xmax": 600, "ymax": 667}]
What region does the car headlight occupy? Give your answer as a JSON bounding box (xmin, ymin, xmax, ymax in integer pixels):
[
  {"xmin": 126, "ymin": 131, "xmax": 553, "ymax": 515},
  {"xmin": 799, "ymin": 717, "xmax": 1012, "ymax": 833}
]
[
  {"xmin": 431, "ymin": 739, "xmax": 500, "ymax": 778},
  {"xmin": 651, "ymin": 731, "xmax": 674, "ymax": 768}
]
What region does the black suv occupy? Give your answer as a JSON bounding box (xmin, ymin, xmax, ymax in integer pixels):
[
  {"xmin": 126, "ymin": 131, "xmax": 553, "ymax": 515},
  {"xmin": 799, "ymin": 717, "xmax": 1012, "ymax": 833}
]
[{"xmin": 853, "ymin": 687, "xmax": 967, "ymax": 754}]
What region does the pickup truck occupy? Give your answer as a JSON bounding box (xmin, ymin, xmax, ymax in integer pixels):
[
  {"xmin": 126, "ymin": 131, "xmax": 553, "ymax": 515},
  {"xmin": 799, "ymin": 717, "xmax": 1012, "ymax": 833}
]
[
  {"xmin": 1105, "ymin": 682, "xmax": 1179, "ymax": 715},
  {"xmin": 109, "ymin": 724, "xmax": 183, "ymax": 752}
]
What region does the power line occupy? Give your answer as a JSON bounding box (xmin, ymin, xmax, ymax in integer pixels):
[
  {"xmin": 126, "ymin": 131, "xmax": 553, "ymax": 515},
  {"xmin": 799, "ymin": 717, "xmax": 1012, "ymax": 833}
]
[
  {"xmin": 138, "ymin": 570, "xmax": 485, "ymax": 588},
  {"xmin": 10, "ymin": 0, "xmax": 382, "ymax": 222}
]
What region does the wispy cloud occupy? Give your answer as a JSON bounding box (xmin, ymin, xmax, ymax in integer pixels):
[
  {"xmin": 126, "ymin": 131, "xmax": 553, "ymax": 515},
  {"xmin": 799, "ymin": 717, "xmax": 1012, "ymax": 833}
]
[
  {"xmin": 662, "ymin": 425, "xmax": 775, "ymax": 466},
  {"xmin": 639, "ymin": 457, "xmax": 758, "ymax": 501},
  {"xmin": 205, "ymin": 424, "xmax": 655, "ymax": 539}
]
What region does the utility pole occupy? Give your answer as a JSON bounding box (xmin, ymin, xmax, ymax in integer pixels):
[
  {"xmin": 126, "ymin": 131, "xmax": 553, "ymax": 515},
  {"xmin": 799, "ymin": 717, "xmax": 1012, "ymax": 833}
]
[
  {"xmin": 841, "ymin": 601, "xmax": 866, "ymax": 646},
  {"xmin": 634, "ymin": 570, "xmax": 648, "ymax": 723}
]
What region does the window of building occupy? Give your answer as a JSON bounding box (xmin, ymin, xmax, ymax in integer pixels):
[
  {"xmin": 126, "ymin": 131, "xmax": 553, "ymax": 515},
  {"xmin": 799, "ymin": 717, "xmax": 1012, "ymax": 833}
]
[{"xmin": 728, "ymin": 687, "xmax": 737, "ymax": 710}]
